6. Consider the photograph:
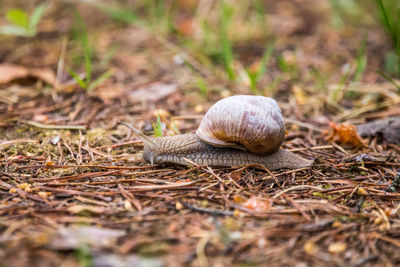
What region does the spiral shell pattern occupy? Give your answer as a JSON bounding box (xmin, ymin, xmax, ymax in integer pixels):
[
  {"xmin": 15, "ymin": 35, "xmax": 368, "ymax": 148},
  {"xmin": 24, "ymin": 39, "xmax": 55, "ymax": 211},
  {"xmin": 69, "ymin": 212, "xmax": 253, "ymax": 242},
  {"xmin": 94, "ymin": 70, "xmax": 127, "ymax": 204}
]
[{"xmin": 196, "ymin": 95, "xmax": 285, "ymax": 155}]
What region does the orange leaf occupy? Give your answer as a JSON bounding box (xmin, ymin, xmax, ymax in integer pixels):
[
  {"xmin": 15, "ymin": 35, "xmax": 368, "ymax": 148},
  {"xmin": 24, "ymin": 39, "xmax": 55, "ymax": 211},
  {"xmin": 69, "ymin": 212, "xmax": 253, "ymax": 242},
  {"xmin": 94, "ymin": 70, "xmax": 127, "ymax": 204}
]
[
  {"xmin": 242, "ymin": 196, "xmax": 271, "ymax": 212},
  {"xmin": 325, "ymin": 122, "xmax": 366, "ymax": 148}
]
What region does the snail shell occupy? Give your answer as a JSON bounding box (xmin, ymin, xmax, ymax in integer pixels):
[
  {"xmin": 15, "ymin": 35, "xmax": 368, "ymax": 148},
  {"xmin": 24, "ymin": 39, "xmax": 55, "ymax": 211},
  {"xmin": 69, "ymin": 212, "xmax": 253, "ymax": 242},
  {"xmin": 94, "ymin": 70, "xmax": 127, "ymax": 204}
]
[
  {"xmin": 196, "ymin": 95, "xmax": 285, "ymax": 155},
  {"xmin": 119, "ymin": 95, "xmax": 314, "ymax": 170}
]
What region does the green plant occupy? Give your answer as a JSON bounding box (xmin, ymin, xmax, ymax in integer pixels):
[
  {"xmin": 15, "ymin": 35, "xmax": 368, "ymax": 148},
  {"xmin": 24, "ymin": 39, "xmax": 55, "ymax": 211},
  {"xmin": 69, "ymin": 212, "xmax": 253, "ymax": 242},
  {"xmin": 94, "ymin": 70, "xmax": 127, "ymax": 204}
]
[
  {"xmin": 375, "ymin": 0, "xmax": 400, "ymax": 77},
  {"xmin": 245, "ymin": 45, "xmax": 274, "ymax": 94},
  {"xmin": 85, "ymin": 1, "xmax": 137, "ymax": 24},
  {"xmin": 143, "ymin": 0, "xmax": 174, "ymax": 34},
  {"xmin": 330, "ymin": 63, "xmax": 353, "ymax": 102},
  {"xmin": 196, "ymin": 77, "xmax": 208, "ymax": 98},
  {"xmin": 68, "ymin": 12, "xmax": 113, "ymax": 92},
  {"xmin": 152, "ymin": 113, "xmax": 163, "ymax": 137},
  {"xmin": 353, "ymin": 36, "xmax": 367, "ymax": 82},
  {"xmin": 329, "ymin": 0, "xmax": 364, "ymax": 29},
  {"xmin": 310, "ymin": 68, "xmax": 328, "ymax": 91},
  {"xmin": 220, "ymin": 2, "xmax": 235, "ymax": 81},
  {"xmin": 76, "ymin": 244, "xmax": 93, "ymax": 267},
  {"xmin": 376, "ymin": 70, "xmax": 400, "ymax": 90},
  {"xmin": 0, "ymin": 3, "xmax": 47, "ymax": 37}
]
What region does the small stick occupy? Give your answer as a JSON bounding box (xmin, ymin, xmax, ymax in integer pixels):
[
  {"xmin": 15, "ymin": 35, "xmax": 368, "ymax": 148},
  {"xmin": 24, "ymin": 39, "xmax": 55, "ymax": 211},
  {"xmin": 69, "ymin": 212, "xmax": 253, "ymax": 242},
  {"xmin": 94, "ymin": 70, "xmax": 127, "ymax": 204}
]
[
  {"xmin": 273, "ymin": 185, "xmax": 323, "ymax": 199},
  {"xmin": 0, "ymin": 139, "xmax": 38, "ymax": 148},
  {"xmin": 118, "ymin": 184, "xmax": 143, "ymax": 211},
  {"xmin": 283, "ymin": 117, "xmax": 325, "ymax": 132},
  {"xmin": 25, "ymin": 121, "xmax": 86, "ymax": 130},
  {"xmin": 178, "ymin": 199, "xmax": 234, "ymax": 216}
]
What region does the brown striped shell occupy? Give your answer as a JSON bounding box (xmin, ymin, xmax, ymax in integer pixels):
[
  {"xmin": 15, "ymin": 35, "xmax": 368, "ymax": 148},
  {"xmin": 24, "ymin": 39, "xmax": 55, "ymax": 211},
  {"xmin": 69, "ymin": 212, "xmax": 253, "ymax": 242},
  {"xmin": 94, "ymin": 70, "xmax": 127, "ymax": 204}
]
[{"xmin": 195, "ymin": 95, "xmax": 285, "ymax": 155}]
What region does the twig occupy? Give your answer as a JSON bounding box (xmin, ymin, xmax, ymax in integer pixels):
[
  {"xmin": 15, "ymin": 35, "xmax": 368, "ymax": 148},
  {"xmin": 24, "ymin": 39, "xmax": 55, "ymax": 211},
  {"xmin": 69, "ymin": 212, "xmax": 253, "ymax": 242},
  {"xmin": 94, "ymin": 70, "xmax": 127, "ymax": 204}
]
[
  {"xmin": 0, "ymin": 139, "xmax": 38, "ymax": 148},
  {"xmin": 118, "ymin": 184, "xmax": 143, "ymax": 211},
  {"xmin": 273, "ymin": 185, "xmax": 323, "ymax": 199},
  {"xmin": 25, "ymin": 121, "xmax": 86, "ymax": 130},
  {"xmin": 179, "ymin": 200, "xmax": 234, "ymax": 216},
  {"xmin": 283, "ymin": 117, "xmax": 325, "ymax": 132}
]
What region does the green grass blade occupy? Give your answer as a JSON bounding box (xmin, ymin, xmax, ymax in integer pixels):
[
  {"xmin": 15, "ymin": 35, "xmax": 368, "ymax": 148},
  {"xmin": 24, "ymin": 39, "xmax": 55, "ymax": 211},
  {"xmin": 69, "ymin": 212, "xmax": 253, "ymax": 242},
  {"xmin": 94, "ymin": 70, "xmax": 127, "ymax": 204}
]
[
  {"xmin": 395, "ymin": 7, "xmax": 400, "ymax": 75},
  {"xmin": 153, "ymin": 113, "xmax": 163, "ymax": 137},
  {"xmin": 196, "ymin": 77, "xmax": 208, "ymax": 98},
  {"xmin": 255, "ymin": 45, "xmax": 274, "ymax": 82},
  {"xmin": 376, "ymin": 70, "xmax": 400, "ymax": 91},
  {"xmin": 88, "ymin": 2, "xmax": 137, "ymax": 24},
  {"xmin": 375, "ymin": 0, "xmax": 395, "ymax": 39},
  {"xmin": 220, "ymin": 3, "xmax": 235, "ymax": 81},
  {"xmin": 29, "ymin": 3, "xmax": 47, "ymax": 31},
  {"xmin": 87, "ymin": 69, "xmax": 113, "ymax": 92},
  {"xmin": 354, "ymin": 37, "xmax": 367, "ymax": 81},
  {"xmin": 68, "ymin": 69, "xmax": 86, "ymax": 89},
  {"xmin": 74, "ymin": 11, "xmax": 92, "ymax": 85}
]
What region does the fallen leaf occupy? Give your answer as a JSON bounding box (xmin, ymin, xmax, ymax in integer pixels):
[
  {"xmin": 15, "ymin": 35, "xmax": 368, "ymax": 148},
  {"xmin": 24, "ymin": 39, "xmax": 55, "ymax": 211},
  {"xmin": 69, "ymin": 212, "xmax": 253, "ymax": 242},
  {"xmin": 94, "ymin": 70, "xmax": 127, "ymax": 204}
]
[
  {"xmin": 128, "ymin": 83, "xmax": 178, "ymax": 102},
  {"xmin": 325, "ymin": 122, "xmax": 366, "ymax": 148},
  {"xmin": 0, "ymin": 64, "xmax": 28, "ymax": 84},
  {"xmin": 29, "ymin": 68, "xmax": 56, "ymax": 85},
  {"xmin": 0, "ymin": 64, "xmax": 56, "ymax": 85},
  {"xmin": 242, "ymin": 196, "xmax": 271, "ymax": 212}
]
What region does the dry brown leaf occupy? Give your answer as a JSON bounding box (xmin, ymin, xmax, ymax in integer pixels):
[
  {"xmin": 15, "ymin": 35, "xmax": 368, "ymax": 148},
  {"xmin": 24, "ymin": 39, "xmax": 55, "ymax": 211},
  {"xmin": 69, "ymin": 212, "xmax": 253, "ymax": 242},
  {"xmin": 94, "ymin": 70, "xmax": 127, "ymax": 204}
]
[
  {"xmin": 128, "ymin": 82, "xmax": 178, "ymax": 102},
  {"xmin": 242, "ymin": 196, "xmax": 271, "ymax": 212},
  {"xmin": 324, "ymin": 122, "xmax": 366, "ymax": 148},
  {"xmin": 0, "ymin": 64, "xmax": 28, "ymax": 84},
  {"xmin": 0, "ymin": 64, "xmax": 56, "ymax": 85},
  {"xmin": 29, "ymin": 68, "xmax": 56, "ymax": 85}
]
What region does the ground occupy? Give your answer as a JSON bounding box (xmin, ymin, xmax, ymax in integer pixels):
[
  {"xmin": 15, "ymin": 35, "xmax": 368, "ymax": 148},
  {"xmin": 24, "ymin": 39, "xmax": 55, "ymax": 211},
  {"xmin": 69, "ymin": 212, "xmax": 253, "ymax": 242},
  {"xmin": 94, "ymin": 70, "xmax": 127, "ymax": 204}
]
[{"xmin": 1, "ymin": 0, "xmax": 400, "ymax": 266}]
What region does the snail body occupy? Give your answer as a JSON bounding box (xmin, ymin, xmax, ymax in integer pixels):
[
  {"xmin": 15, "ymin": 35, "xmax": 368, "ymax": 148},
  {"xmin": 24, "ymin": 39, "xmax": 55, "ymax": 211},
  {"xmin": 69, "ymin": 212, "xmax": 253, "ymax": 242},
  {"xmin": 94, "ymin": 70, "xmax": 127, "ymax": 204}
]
[{"xmin": 121, "ymin": 95, "xmax": 313, "ymax": 170}]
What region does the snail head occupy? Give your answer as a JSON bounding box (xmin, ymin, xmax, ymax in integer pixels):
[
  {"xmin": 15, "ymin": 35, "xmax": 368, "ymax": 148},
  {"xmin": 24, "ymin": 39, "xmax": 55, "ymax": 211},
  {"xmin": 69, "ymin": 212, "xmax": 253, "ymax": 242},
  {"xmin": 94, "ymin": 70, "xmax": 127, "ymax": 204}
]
[{"xmin": 118, "ymin": 121, "xmax": 156, "ymax": 165}]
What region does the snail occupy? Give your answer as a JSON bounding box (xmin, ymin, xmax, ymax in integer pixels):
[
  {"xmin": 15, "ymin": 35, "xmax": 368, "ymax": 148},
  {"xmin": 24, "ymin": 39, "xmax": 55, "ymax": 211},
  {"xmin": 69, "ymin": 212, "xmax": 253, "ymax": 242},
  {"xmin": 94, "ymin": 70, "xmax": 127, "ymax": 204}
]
[{"xmin": 120, "ymin": 95, "xmax": 314, "ymax": 170}]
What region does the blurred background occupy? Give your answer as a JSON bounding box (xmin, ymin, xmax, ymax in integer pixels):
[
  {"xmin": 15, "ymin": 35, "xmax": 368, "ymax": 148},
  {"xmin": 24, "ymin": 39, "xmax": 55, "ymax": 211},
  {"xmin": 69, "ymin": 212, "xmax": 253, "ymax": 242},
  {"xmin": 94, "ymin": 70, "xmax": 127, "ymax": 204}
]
[{"xmin": 0, "ymin": 0, "xmax": 399, "ymax": 127}]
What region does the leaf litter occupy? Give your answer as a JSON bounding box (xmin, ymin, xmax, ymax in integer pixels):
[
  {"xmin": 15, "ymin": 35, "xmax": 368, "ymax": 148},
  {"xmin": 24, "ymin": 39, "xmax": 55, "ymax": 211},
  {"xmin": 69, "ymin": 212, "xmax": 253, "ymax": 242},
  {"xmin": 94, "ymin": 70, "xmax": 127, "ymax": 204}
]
[{"xmin": 0, "ymin": 1, "xmax": 400, "ymax": 266}]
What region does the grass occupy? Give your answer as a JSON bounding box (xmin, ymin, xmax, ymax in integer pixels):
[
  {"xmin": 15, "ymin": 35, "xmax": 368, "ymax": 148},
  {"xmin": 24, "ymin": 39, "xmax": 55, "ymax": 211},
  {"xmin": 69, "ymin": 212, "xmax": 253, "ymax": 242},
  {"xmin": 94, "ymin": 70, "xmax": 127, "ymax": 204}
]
[
  {"xmin": 375, "ymin": 0, "xmax": 400, "ymax": 77},
  {"xmin": 353, "ymin": 36, "xmax": 368, "ymax": 82},
  {"xmin": 196, "ymin": 77, "xmax": 208, "ymax": 98},
  {"xmin": 219, "ymin": 2, "xmax": 236, "ymax": 81},
  {"xmin": 246, "ymin": 45, "xmax": 274, "ymax": 95},
  {"xmin": 153, "ymin": 113, "xmax": 163, "ymax": 137},
  {"xmin": 0, "ymin": 3, "xmax": 47, "ymax": 37},
  {"xmin": 68, "ymin": 11, "xmax": 113, "ymax": 92},
  {"xmin": 376, "ymin": 70, "xmax": 400, "ymax": 91},
  {"xmin": 76, "ymin": 244, "xmax": 92, "ymax": 267},
  {"xmin": 83, "ymin": 1, "xmax": 275, "ymax": 93},
  {"xmin": 86, "ymin": 1, "xmax": 137, "ymax": 24}
]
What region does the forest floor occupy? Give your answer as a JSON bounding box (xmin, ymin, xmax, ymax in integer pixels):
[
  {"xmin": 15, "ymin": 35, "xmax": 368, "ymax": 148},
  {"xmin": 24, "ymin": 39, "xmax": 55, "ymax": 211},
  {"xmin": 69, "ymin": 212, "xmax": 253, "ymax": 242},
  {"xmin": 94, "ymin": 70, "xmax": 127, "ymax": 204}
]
[{"xmin": 1, "ymin": 1, "xmax": 400, "ymax": 266}]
